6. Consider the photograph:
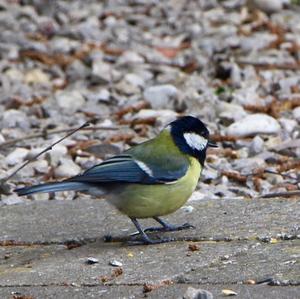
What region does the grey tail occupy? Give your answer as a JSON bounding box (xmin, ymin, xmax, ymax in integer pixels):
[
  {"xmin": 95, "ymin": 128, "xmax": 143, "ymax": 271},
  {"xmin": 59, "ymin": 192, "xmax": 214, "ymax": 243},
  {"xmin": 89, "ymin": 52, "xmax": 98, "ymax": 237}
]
[{"xmin": 15, "ymin": 181, "xmax": 90, "ymax": 196}]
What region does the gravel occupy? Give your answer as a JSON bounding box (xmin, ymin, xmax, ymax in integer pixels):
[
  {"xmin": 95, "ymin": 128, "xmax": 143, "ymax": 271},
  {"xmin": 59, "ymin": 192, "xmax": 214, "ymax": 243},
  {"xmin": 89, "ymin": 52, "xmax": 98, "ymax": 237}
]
[{"xmin": 0, "ymin": 0, "xmax": 300, "ymax": 204}]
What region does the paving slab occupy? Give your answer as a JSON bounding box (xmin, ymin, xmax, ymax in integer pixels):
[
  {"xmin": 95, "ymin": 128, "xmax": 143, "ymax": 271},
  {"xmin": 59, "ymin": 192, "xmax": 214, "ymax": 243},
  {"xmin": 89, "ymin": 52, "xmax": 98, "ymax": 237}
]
[
  {"xmin": 1, "ymin": 284, "xmax": 300, "ymax": 299},
  {"xmin": 0, "ymin": 196, "xmax": 298, "ymax": 298},
  {"xmin": 0, "ymin": 197, "xmax": 299, "ymax": 243}
]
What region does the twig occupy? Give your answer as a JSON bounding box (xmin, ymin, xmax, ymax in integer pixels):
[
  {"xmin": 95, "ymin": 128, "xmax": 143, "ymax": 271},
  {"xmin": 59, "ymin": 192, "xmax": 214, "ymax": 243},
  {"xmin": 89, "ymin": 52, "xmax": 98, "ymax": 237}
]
[
  {"xmin": 0, "ymin": 125, "xmax": 121, "ymax": 149},
  {"xmin": 258, "ymin": 190, "xmax": 300, "ymax": 199},
  {"xmin": 1, "ymin": 122, "xmax": 90, "ymax": 184},
  {"xmin": 236, "ymin": 60, "xmax": 300, "ymax": 70}
]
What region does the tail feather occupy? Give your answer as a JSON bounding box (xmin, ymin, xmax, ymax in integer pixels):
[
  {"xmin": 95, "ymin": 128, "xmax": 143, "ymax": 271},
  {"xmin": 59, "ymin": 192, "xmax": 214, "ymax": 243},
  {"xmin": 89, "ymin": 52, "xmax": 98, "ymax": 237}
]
[{"xmin": 15, "ymin": 181, "xmax": 90, "ymax": 196}]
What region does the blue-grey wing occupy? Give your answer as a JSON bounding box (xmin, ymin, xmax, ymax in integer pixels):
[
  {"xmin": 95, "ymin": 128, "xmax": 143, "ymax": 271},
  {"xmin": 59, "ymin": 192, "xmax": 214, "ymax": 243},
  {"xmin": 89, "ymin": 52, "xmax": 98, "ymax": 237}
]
[{"xmin": 68, "ymin": 154, "xmax": 188, "ymax": 184}]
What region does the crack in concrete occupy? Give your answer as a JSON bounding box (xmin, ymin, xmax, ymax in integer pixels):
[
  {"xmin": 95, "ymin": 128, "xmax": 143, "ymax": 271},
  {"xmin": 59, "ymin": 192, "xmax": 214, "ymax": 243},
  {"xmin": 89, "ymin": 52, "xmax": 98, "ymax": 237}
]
[
  {"xmin": 0, "ymin": 280, "xmax": 299, "ymax": 288},
  {"xmin": 0, "ymin": 232, "xmax": 298, "ymax": 248}
]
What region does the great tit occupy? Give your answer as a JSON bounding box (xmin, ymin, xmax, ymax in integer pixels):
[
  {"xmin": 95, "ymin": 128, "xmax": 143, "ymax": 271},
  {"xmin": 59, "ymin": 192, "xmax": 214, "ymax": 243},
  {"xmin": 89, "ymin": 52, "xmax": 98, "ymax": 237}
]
[{"xmin": 15, "ymin": 116, "xmax": 216, "ymax": 245}]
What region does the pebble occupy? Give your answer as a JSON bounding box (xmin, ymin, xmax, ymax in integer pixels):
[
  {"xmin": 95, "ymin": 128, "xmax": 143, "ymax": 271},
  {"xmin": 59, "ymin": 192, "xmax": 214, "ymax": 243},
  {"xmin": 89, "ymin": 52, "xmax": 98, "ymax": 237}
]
[
  {"xmin": 4, "ymin": 68, "xmax": 24, "ymax": 82},
  {"xmin": 48, "ymin": 144, "xmax": 68, "ymax": 166},
  {"xmin": 292, "ymin": 107, "xmax": 300, "ymax": 122},
  {"xmin": 2, "ymin": 109, "xmax": 30, "ymax": 129},
  {"xmin": 54, "ymin": 158, "xmax": 81, "ymax": 178},
  {"xmin": 249, "ymin": 136, "xmax": 265, "ymax": 155},
  {"xmin": 217, "ymin": 102, "xmax": 248, "ymax": 122},
  {"xmin": 124, "ymin": 73, "xmax": 145, "ymax": 88},
  {"xmin": 86, "ymin": 257, "xmax": 99, "ymax": 264},
  {"xmin": 279, "ymin": 118, "xmax": 297, "ymax": 133},
  {"xmin": 31, "ymin": 160, "xmax": 49, "ymax": 174},
  {"xmin": 183, "ymin": 287, "xmax": 213, "ymax": 299},
  {"xmin": 0, "ymin": 133, "xmax": 5, "ymax": 143},
  {"xmin": 143, "ymin": 85, "xmax": 179, "ymax": 109},
  {"xmin": 181, "ymin": 205, "xmax": 194, "ymax": 213},
  {"xmin": 55, "ymin": 90, "xmax": 85, "ymax": 113},
  {"xmin": 2, "ymin": 195, "xmax": 24, "ymax": 205},
  {"xmin": 227, "ymin": 114, "xmax": 281, "ymax": 137},
  {"xmin": 32, "ymin": 193, "xmax": 50, "ymax": 201},
  {"xmin": 133, "ymin": 109, "xmax": 178, "ymax": 125},
  {"xmin": 92, "ymin": 59, "xmax": 113, "ymax": 83},
  {"xmin": 86, "ymin": 89, "xmax": 110, "ymax": 102},
  {"xmin": 109, "ymin": 260, "xmax": 123, "ymax": 267},
  {"xmin": 24, "ymin": 69, "xmax": 50, "ymax": 84},
  {"xmin": 117, "ymin": 51, "xmax": 145, "ymax": 65},
  {"xmin": 248, "ymin": 0, "xmax": 286, "ymax": 14},
  {"xmin": 5, "ymin": 148, "xmax": 29, "ymax": 166}
]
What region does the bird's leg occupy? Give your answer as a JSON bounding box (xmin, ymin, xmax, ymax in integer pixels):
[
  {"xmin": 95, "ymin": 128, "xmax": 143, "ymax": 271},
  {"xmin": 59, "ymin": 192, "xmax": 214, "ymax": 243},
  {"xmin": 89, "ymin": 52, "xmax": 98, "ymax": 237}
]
[
  {"xmin": 144, "ymin": 216, "xmax": 195, "ymax": 233},
  {"xmin": 130, "ymin": 216, "xmax": 195, "ymax": 237},
  {"xmin": 129, "ymin": 217, "xmax": 175, "ymax": 245}
]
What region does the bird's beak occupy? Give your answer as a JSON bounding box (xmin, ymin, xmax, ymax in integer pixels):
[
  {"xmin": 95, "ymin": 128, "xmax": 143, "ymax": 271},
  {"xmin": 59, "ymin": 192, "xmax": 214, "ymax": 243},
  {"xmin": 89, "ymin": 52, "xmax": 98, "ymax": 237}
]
[{"xmin": 208, "ymin": 140, "xmax": 218, "ymax": 148}]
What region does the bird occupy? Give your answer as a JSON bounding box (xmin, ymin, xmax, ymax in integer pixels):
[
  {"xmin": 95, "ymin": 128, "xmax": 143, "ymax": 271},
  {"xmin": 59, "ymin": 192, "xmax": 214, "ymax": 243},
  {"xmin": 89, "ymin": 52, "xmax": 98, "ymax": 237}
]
[{"xmin": 15, "ymin": 116, "xmax": 217, "ymax": 245}]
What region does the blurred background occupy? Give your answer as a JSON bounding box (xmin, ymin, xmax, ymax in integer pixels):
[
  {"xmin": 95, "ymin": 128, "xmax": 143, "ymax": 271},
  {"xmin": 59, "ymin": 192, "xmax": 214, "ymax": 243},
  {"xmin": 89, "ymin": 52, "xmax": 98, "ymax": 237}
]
[{"xmin": 1, "ymin": 0, "xmax": 300, "ymax": 204}]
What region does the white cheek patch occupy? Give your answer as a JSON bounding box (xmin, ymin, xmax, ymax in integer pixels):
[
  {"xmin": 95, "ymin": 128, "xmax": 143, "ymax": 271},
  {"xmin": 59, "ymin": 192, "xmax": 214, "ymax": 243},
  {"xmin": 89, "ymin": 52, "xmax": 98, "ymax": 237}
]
[
  {"xmin": 135, "ymin": 160, "xmax": 153, "ymax": 177},
  {"xmin": 183, "ymin": 132, "xmax": 208, "ymax": 151}
]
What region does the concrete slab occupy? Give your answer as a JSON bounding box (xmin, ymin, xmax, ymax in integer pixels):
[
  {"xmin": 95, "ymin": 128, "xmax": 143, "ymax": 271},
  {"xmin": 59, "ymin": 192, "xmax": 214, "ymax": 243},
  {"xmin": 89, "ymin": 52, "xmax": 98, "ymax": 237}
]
[
  {"xmin": 0, "ymin": 197, "xmax": 298, "ymax": 298},
  {"xmin": 1, "ymin": 284, "xmax": 300, "ymax": 299},
  {"xmin": 0, "ymin": 197, "xmax": 299, "ymax": 244}
]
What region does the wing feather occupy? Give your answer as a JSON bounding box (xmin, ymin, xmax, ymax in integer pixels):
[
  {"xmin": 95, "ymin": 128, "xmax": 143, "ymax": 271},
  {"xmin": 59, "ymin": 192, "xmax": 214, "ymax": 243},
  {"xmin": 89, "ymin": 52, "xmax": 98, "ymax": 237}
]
[{"xmin": 68, "ymin": 154, "xmax": 187, "ymax": 184}]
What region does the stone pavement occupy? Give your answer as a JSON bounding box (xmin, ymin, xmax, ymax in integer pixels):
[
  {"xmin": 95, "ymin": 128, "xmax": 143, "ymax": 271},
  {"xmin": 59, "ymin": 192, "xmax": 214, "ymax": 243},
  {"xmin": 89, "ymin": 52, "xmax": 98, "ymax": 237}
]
[{"xmin": 0, "ymin": 196, "xmax": 299, "ymax": 298}]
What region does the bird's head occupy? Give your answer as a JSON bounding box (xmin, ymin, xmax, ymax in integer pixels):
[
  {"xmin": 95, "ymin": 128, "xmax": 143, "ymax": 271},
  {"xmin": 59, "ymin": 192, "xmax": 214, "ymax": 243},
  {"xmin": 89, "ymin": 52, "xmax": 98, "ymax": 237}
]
[{"xmin": 169, "ymin": 116, "xmax": 217, "ymax": 165}]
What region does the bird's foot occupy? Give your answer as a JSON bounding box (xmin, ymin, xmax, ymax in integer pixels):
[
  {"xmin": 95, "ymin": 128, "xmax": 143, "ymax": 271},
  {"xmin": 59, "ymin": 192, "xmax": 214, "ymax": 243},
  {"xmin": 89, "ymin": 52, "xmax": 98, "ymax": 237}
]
[{"xmin": 131, "ymin": 222, "xmax": 194, "ymax": 234}]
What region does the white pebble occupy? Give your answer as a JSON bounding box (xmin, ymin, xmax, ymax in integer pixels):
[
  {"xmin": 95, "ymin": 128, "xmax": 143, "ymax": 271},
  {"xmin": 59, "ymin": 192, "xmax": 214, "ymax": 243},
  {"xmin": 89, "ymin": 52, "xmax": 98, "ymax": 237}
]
[
  {"xmin": 181, "ymin": 205, "xmax": 194, "ymax": 213},
  {"xmin": 5, "ymin": 148, "xmax": 29, "ymax": 166},
  {"xmin": 54, "ymin": 158, "xmax": 81, "ymax": 178},
  {"xmin": 292, "ymin": 107, "xmax": 300, "ymax": 122},
  {"xmin": 227, "ymin": 114, "xmax": 280, "ymax": 137},
  {"xmin": 109, "ymin": 260, "xmax": 123, "ymax": 267},
  {"xmin": 143, "ymin": 84, "xmax": 178, "ymax": 109},
  {"xmin": 55, "ymin": 90, "xmax": 85, "ymax": 113}
]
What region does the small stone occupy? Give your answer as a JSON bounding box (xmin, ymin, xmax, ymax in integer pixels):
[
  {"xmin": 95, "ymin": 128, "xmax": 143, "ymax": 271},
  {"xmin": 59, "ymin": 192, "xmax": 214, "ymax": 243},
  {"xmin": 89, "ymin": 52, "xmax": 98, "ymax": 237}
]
[
  {"xmin": 124, "ymin": 73, "xmax": 145, "ymax": 88},
  {"xmin": 86, "ymin": 257, "xmax": 99, "ymax": 264},
  {"xmin": 222, "ymin": 289, "xmax": 237, "ymax": 296},
  {"xmin": 2, "ymin": 109, "xmax": 30, "ymax": 129},
  {"xmin": 292, "ymin": 107, "xmax": 300, "ymax": 122},
  {"xmin": 183, "ymin": 287, "xmax": 213, "ymax": 299},
  {"xmin": 249, "ymin": 136, "xmax": 265, "ymax": 155},
  {"xmin": 4, "ymin": 68, "xmax": 24, "ymax": 81},
  {"xmin": 32, "ymin": 193, "xmax": 49, "ymax": 201},
  {"xmin": 134, "ymin": 109, "xmax": 177, "ymax": 125},
  {"xmin": 188, "ymin": 191, "xmax": 206, "ymax": 202},
  {"xmin": 86, "ymin": 89, "xmax": 110, "ymax": 102},
  {"xmin": 55, "ymin": 90, "xmax": 85, "ymax": 113},
  {"xmin": 2, "ymin": 195, "xmax": 24, "ymax": 205},
  {"xmin": 5, "ymin": 148, "xmax": 29, "ymax": 166},
  {"xmin": 0, "ymin": 134, "xmax": 5, "ymax": 143},
  {"xmin": 248, "ymin": 0, "xmax": 286, "ymax": 14},
  {"xmin": 143, "ymin": 85, "xmax": 178, "ymax": 109},
  {"xmin": 48, "ymin": 144, "xmax": 68, "ymax": 166},
  {"xmin": 217, "ymin": 102, "xmax": 248, "ymax": 122},
  {"xmin": 109, "ymin": 260, "xmax": 123, "ymax": 267},
  {"xmin": 118, "ymin": 51, "xmax": 145, "ymax": 65},
  {"xmin": 25, "ymin": 69, "xmax": 50, "ymax": 84},
  {"xmin": 227, "ymin": 114, "xmax": 281, "ymax": 137},
  {"xmin": 181, "ymin": 205, "xmax": 194, "ymax": 213},
  {"xmin": 31, "ymin": 160, "xmax": 49, "ymax": 174},
  {"xmin": 54, "ymin": 158, "xmax": 81, "ymax": 178},
  {"xmin": 115, "ymin": 79, "xmax": 140, "ymax": 95},
  {"xmin": 279, "ymin": 118, "xmax": 297, "ymax": 133},
  {"xmin": 92, "ymin": 59, "xmax": 112, "ymax": 83}
]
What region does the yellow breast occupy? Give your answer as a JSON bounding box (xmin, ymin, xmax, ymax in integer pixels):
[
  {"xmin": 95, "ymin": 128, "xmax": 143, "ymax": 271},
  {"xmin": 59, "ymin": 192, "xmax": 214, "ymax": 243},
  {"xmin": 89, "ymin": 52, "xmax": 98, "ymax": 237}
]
[{"xmin": 108, "ymin": 157, "xmax": 201, "ymax": 218}]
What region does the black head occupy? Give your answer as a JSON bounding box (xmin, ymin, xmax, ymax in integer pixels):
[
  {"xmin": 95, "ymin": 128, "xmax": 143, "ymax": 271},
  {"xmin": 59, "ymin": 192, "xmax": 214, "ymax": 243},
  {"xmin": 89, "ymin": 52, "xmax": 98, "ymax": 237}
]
[{"xmin": 169, "ymin": 116, "xmax": 216, "ymax": 165}]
